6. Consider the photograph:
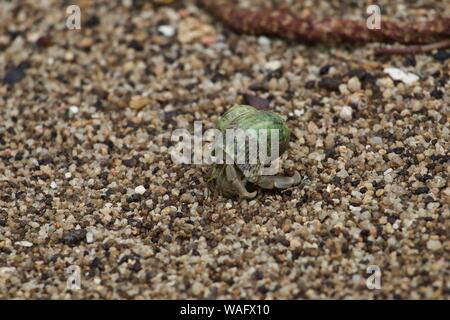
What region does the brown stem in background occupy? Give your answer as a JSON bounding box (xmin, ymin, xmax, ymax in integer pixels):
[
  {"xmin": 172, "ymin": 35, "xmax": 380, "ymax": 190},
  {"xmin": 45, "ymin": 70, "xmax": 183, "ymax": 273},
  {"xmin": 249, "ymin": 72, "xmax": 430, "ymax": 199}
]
[
  {"xmin": 199, "ymin": 0, "xmax": 450, "ymax": 46},
  {"xmin": 375, "ymin": 39, "xmax": 450, "ymax": 55}
]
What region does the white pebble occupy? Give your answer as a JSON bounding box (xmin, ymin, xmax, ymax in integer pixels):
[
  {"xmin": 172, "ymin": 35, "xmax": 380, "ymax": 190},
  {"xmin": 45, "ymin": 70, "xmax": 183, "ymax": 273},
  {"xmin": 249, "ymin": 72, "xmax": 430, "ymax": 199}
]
[
  {"xmin": 426, "ymin": 239, "xmax": 442, "ymax": 251},
  {"xmin": 294, "ymin": 109, "xmax": 303, "ymax": 117},
  {"xmin": 377, "ymin": 77, "xmax": 394, "ymax": 89},
  {"xmin": 340, "ymin": 106, "xmax": 353, "ymax": 121},
  {"xmin": 65, "ymin": 172, "xmax": 72, "ymax": 179},
  {"xmin": 86, "ymin": 232, "xmax": 94, "ymax": 243},
  {"xmin": 68, "ymin": 105, "xmax": 79, "ymax": 116},
  {"xmin": 16, "ymin": 241, "xmax": 33, "ymax": 247},
  {"xmin": 264, "ymin": 60, "xmax": 282, "ymax": 71},
  {"xmin": 258, "ymin": 36, "xmax": 271, "ymax": 46},
  {"xmin": 158, "ymin": 25, "xmax": 176, "ymax": 37},
  {"xmin": 384, "ymin": 67, "xmax": 419, "ymax": 85},
  {"xmin": 134, "ymin": 185, "xmax": 146, "ymax": 195},
  {"xmin": 0, "ymin": 267, "xmax": 16, "ymax": 274},
  {"xmin": 339, "ymin": 84, "xmax": 350, "ymax": 95},
  {"xmin": 50, "ymin": 181, "xmax": 57, "ymax": 189},
  {"xmin": 347, "ymin": 76, "xmax": 361, "ymax": 92}
]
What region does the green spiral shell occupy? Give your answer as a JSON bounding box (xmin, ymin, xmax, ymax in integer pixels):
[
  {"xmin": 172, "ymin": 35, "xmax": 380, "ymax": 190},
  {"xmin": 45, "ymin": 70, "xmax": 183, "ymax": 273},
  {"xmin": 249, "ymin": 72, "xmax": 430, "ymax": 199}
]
[{"xmin": 217, "ymin": 104, "xmax": 290, "ymax": 157}]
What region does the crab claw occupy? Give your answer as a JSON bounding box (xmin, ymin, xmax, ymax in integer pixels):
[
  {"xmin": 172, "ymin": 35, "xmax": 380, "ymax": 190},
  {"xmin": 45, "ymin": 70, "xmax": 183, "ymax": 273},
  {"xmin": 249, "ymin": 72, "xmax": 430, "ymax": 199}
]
[
  {"xmin": 256, "ymin": 170, "xmax": 301, "ymax": 189},
  {"xmin": 225, "ymin": 165, "xmax": 258, "ymax": 199},
  {"xmin": 274, "ymin": 170, "xmax": 301, "ymax": 189}
]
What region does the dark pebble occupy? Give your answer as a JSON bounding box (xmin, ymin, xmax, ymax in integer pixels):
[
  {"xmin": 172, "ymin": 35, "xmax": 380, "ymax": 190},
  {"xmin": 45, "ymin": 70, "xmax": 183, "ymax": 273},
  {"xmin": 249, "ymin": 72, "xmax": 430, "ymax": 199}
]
[
  {"xmin": 253, "ymin": 270, "xmax": 264, "ymax": 280},
  {"xmin": 393, "ymin": 293, "xmax": 402, "ymax": 300},
  {"xmin": 346, "ymin": 68, "xmax": 375, "ymax": 84},
  {"xmin": 360, "ymin": 229, "xmax": 370, "ymax": 238},
  {"xmin": 123, "ymin": 158, "xmax": 138, "ymax": 167},
  {"xmin": 331, "ymin": 176, "xmax": 341, "ymax": 186},
  {"xmin": 341, "ymin": 242, "xmax": 350, "ymax": 253},
  {"xmin": 266, "ymin": 68, "xmax": 283, "ymax": 79},
  {"xmin": 243, "ymin": 93, "xmax": 270, "ymax": 109},
  {"xmin": 304, "ymin": 80, "xmax": 316, "ymax": 89},
  {"xmin": 90, "ymin": 257, "xmax": 104, "ymax": 271},
  {"xmin": 325, "ymin": 148, "xmax": 335, "ymax": 159},
  {"xmin": 36, "ymin": 35, "xmax": 52, "ymax": 48},
  {"xmin": 130, "ymin": 260, "xmax": 142, "ymax": 273},
  {"xmin": 283, "ymin": 90, "xmax": 295, "ymax": 101},
  {"xmin": 128, "ymin": 40, "xmax": 144, "ymax": 51},
  {"xmin": 62, "ymin": 229, "xmax": 87, "ymax": 245},
  {"xmin": 319, "ymin": 64, "xmax": 332, "ymax": 75},
  {"xmin": 318, "ymin": 76, "xmax": 341, "ymax": 92},
  {"xmin": 3, "ymin": 62, "xmax": 30, "ymax": 86},
  {"xmin": 430, "ymin": 88, "xmax": 443, "ymax": 99},
  {"xmin": 415, "ymin": 186, "xmax": 429, "ymax": 195},
  {"xmin": 278, "ymin": 237, "xmax": 290, "ymax": 247},
  {"xmin": 104, "ymin": 139, "xmax": 114, "ymax": 151},
  {"xmin": 85, "ymin": 15, "xmax": 100, "ymax": 28},
  {"xmin": 127, "ymin": 194, "xmax": 141, "ymax": 203},
  {"xmin": 257, "ymin": 285, "xmax": 269, "ymax": 294},
  {"xmin": 424, "ymin": 196, "xmax": 435, "ymax": 205},
  {"xmin": 14, "ymin": 151, "xmax": 24, "ymax": 161},
  {"xmin": 403, "ymin": 55, "xmax": 416, "ymax": 67},
  {"xmin": 248, "ymin": 82, "xmax": 265, "ymax": 91},
  {"xmin": 387, "ymin": 215, "xmax": 398, "ymax": 224},
  {"xmin": 433, "ymin": 50, "xmax": 450, "ymax": 62}
]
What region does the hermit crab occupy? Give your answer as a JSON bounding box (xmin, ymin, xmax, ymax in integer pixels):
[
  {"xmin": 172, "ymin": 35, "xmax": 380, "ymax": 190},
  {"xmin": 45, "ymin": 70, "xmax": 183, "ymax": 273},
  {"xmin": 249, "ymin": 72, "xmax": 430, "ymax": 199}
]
[{"xmin": 210, "ymin": 105, "xmax": 300, "ymax": 199}]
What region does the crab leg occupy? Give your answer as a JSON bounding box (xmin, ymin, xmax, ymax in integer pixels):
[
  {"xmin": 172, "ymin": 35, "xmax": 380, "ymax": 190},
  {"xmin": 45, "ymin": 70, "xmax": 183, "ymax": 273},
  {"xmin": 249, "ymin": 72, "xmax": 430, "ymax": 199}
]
[
  {"xmin": 225, "ymin": 165, "xmax": 257, "ymax": 199},
  {"xmin": 256, "ymin": 171, "xmax": 301, "ymax": 189}
]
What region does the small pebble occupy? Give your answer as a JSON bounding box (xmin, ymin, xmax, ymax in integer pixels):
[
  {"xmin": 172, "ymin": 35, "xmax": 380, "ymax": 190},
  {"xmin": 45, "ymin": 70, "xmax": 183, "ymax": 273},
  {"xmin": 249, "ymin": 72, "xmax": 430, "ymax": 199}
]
[
  {"xmin": 433, "ymin": 50, "xmax": 450, "ymax": 62},
  {"xmin": 264, "ymin": 60, "xmax": 282, "ymax": 71},
  {"xmin": 347, "ymin": 76, "xmax": 361, "ymax": 92},
  {"xmin": 191, "ymin": 282, "xmax": 204, "ymax": 295},
  {"xmin": 243, "ymin": 94, "xmax": 270, "ymax": 109},
  {"xmin": 384, "ymin": 67, "xmax": 419, "ymax": 85},
  {"xmin": 68, "ymin": 105, "xmax": 79, "ymax": 116},
  {"xmin": 86, "ymin": 232, "xmax": 94, "ymax": 243},
  {"xmin": 370, "ymin": 136, "xmax": 383, "ymax": 145},
  {"xmin": 158, "ymin": 25, "xmax": 176, "ymax": 37},
  {"xmin": 319, "ymin": 76, "xmax": 341, "ymax": 91},
  {"xmin": 340, "ymin": 106, "xmax": 353, "ymax": 121},
  {"xmin": 15, "ymin": 241, "xmax": 33, "ymax": 247},
  {"xmin": 258, "ymin": 36, "xmax": 271, "ymax": 46},
  {"xmin": 426, "ymin": 239, "xmax": 442, "ymax": 251},
  {"xmin": 3, "ymin": 62, "xmax": 29, "ymax": 86},
  {"xmin": 430, "ymin": 88, "xmax": 443, "ymax": 99},
  {"xmin": 134, "ymin": 185, "xmax": 146, "ymax": 195}
]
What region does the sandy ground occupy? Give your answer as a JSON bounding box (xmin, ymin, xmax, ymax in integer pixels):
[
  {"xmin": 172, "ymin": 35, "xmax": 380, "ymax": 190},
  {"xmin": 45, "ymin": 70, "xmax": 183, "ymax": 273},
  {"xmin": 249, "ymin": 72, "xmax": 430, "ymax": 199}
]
[{"xmin": 0, "ymin": 0, "xmax": 449, "ymax": 299}]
